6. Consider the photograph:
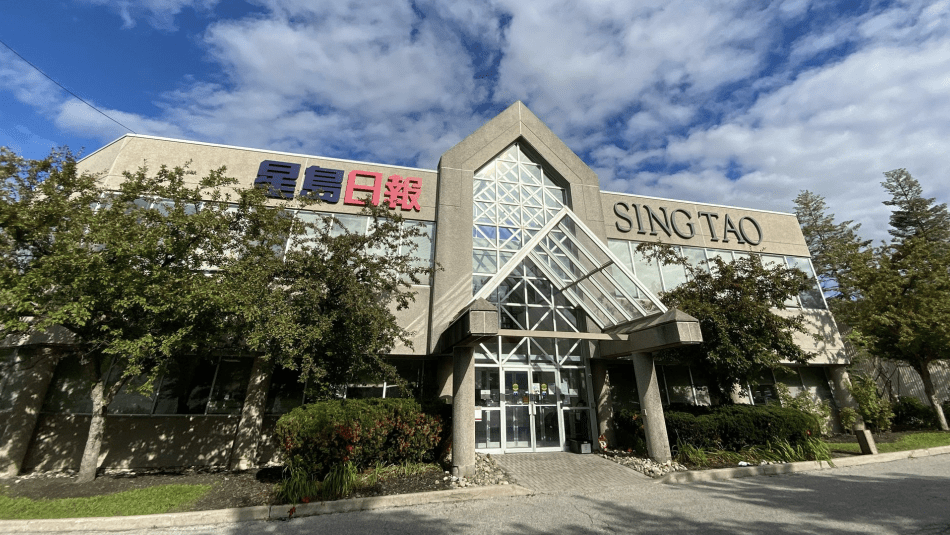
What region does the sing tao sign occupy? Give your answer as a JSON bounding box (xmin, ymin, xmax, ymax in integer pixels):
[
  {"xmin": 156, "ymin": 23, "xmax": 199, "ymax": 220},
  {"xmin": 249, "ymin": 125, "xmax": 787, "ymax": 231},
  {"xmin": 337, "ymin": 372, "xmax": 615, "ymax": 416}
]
[
  {"xmin": 254, "ymin": 160, "xmax": 423, "ymax": 212},
  {"xmin": 614, "ymin": 201, "xmax": 763, "ymax": 245}
]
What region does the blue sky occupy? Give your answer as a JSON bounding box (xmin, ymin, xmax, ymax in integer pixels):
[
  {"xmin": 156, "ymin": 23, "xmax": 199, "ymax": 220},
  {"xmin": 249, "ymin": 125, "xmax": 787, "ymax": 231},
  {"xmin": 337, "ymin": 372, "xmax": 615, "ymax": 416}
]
[{"xmin": 2, "ymin": 0, "xmax": 948, "ymax": 243}]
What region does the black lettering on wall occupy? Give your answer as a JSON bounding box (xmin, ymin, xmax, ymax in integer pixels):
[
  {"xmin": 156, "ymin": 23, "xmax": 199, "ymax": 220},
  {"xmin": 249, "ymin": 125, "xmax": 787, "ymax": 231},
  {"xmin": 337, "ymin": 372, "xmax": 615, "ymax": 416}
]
[
  {"xmin": 739, "ymin": 216, "xmax": 763, "ymax": 245},
  {"xmin": 614, "ymin": 202, "xmax": 633, "ymax": 233},
  {"xmin": 698, "ymin": 211, "xmax": 720, "ymax": 241},
  {"xmin": 669, "ymin": 209, "xmax": 696, "ymax": 239},
  {"xmin": 721, "ymin": 214, "xmax": 745, "ymax": 244},
  {"xmin": 631, "ymin": 204, "xmax": 647, "ymax": 234},
  {"xmin": 645, "ymin": 205, "xmax": 672, "ymax": 237}
]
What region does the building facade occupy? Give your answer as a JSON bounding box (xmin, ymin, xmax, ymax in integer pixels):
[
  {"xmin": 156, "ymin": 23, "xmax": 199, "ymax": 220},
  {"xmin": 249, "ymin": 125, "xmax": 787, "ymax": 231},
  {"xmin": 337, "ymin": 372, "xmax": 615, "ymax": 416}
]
[{"xmin": 0, "ymin": 103, "xmax": 857, "ymax": 476}]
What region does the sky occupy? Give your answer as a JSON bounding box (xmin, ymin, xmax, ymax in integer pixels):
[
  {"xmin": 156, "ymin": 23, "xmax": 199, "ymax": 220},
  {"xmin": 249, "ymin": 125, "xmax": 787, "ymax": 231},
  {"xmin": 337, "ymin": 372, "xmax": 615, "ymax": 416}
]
[{"xmin": 1, "ymin": 0, "xmax": 948, "ymax": 243}]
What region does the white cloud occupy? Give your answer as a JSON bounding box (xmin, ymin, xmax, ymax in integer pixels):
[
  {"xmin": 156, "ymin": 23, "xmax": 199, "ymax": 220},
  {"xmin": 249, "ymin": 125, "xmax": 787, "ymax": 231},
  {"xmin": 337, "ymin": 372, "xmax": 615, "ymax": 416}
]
[
  {"xmin": 74, "ymin": 0, "xmax": 219, "ymax": 30},
  {"xmin": 5, "ymin": 0, "xmax": 949, "ymax": 246},
  {"xmin": 627, "ymin": 30, "xmax": 950, "ymax": 242},
  {"xmin": 490, "ymin": 0, "xmax": 785, "ymax": 149}
]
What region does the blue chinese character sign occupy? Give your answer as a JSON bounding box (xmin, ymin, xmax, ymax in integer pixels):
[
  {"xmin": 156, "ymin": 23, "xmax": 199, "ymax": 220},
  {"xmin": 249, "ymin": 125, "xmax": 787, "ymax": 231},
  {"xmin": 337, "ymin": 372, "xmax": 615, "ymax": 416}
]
[
  {"xmin": 253, "ymin": 159, "xmax": 423, "ymax": 211},
  {"xmin": 255, "ymin": 160, "xmax": 301, "ymax": 199},
  {"xmin": 301, "ymin": 166, "xmax": 345, "ymax": 203}
]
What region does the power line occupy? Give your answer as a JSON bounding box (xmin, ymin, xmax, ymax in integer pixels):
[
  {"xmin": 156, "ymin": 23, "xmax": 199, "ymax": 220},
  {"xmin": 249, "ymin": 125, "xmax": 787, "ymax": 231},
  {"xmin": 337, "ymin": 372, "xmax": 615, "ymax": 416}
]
[{"xmin": 0, "ymin": 38, "xmax": 137, "ymax": 134}]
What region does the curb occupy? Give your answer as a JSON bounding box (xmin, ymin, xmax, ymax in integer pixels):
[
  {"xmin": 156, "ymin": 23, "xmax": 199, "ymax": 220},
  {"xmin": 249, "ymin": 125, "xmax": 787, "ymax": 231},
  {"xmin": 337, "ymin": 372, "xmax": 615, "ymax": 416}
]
[
  {"xmin": 0, "ymin": 484, "xmax": 534, "ymax": 533},
  {"xmin": 657, "ymin": 444, "xmax": 950, "ymax": 484}
]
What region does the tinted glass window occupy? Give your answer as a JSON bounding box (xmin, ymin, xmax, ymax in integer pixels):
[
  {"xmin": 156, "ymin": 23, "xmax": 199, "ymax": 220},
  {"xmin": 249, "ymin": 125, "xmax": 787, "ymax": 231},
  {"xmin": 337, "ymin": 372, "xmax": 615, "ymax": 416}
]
[
  {"xmin": 106, "ymin": 368, "xmax": 156, "ymax": 415},
  {"xmin": 265, "ymin": 366, "xmax": 305, "ymax": 414},
  {"xmin": 0, "ymin": 349, "xmax": 16, "ymax": 412},
  {"xmin": 153, "ymin": 358, "xmax": 217, "ymax": 414},
  {"xmin": 42, "ymin": 357, "xmax": 93, "ymax": 413},
  {"xmin": 206, "ymin": 358, "xmax": 254, "ymax": 414}
]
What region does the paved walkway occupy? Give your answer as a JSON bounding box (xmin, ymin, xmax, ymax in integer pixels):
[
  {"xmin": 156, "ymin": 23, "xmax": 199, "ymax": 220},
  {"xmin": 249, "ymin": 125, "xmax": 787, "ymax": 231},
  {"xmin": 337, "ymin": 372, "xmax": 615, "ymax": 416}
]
[{"xmin": 491, "ymin": 452, "xmax": 652, "ymax": 493}]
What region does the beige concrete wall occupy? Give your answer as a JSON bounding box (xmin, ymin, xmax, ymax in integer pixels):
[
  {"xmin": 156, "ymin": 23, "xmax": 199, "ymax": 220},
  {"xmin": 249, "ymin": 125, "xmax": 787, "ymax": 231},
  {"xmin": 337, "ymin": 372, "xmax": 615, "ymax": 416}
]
[
  {"xmin": 78, "ymin": 135, "xmax": 439, "ymax": 222},
  {"xmin": 23, "ymin": 414, "xmax": 241, "ymax": 472},
  {"xmin": 429, "ymin": 102, "xmax": 608, "ymax": 354},
  {"xmin": 772, "ymin": 309, "xmax": 849, "ymax": 366},
  {"xmin": 602, "ymin": 192, "xmax": 810, "ymax": 257},
  {"xmin": 391, "ymin": 287, "xmax": 430, "ymax": 355}
]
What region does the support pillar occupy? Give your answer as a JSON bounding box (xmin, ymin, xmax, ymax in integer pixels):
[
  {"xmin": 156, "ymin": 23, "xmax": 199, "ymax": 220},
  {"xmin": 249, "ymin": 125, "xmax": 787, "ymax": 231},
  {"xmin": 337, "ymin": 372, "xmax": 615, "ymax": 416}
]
[
  {"xmin": 828, "ymin": 365, "xmax": 877, "ymax": 454},
  {"xmin": 451, "ymin": 346, "xmax": 475, "ymax": 478},
  {"xmin": 436, "ymin": 355, "xmax": 453, "ymax": 401},
  {"xmin": 631, "ymin": 353, "xmax": 671, "ymax": 463},
  {"xmin": 0, "ymin": 348, "xmax": 59, "ymax": 478},
  {"xmin": 229, "ymin": 356, "xmax": 272, "ymax": 471},
  {"xmin": 590, "ymin": 360, "xmax": 613, "ymax": 449}
]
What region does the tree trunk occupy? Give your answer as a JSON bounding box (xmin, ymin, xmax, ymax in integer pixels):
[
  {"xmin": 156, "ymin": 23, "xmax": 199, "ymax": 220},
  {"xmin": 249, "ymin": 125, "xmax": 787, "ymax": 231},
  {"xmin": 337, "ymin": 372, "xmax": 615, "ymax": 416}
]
[
  {"xmin": 77, "ymin": 377, "xmax": 107, "ymax": 483},
  {"xmin": 76, "ymin": 357, "xmax": 128, "ymax": 484},
  {"xmin": 916, "ymin": 361, "xmax": 949, "ymax": 431}
]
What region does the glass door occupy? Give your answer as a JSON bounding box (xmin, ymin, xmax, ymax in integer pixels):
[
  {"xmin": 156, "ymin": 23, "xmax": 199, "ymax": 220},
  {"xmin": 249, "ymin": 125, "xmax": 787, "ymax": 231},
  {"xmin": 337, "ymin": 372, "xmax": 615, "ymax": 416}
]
[
  {"xmin": 503, "ymin": 367, "xmax": 563, "ymax": 452},
  {"xmin": 532, "ymin": 368, "xmax": 560, "ymax": 449},
  {"xmin": 504, "ymin": 370, "xmax": 532, "ymax": 449}
]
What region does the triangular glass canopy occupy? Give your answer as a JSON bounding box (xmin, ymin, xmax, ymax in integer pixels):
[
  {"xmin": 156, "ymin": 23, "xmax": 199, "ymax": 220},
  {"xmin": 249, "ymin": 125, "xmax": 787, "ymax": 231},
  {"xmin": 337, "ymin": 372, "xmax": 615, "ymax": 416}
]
[{"xmin": 472, "ymin": 207, "xmax": 667, "ymax": 330}]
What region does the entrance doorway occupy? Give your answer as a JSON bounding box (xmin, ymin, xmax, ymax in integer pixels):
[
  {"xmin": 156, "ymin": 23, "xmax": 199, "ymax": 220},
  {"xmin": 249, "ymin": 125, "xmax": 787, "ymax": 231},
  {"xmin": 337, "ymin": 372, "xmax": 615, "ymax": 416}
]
[
  {"xmin": 474, "ymin": 348, "xmax": 595, "ymax": 454},
  {"xmin": 503, "ymin": 368, "xmax": 560, "ymax": 450}
]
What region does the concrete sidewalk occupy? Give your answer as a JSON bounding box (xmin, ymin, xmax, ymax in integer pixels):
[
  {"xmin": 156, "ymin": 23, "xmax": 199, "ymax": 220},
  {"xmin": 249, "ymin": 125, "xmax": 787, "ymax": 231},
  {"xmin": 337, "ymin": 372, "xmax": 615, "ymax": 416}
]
[
  {"xmin": 492, "ymin": 452, "xmax": 653, "ymax": 492},
  {"xmin": 658, "ymin": 444, "xmax": 950, "ymax": 483},
  {"xmin": 3, "ymin": 445, "xmax": 949, "ymax": 533}
]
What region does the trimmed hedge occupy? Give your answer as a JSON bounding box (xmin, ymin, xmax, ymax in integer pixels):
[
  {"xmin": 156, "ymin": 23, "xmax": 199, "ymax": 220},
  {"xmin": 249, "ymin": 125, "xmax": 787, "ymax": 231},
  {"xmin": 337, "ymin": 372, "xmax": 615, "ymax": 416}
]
[
  {"xmin": 892, "ymin": 396, "xmax": 939, "ymax": 431},
  {"xmin": 612, "ymin": 404, "xmax": 816, "ymax": 452},
  {"xmin": 274, "ymin": 398, "xmax": 442, "ymax": 476}
]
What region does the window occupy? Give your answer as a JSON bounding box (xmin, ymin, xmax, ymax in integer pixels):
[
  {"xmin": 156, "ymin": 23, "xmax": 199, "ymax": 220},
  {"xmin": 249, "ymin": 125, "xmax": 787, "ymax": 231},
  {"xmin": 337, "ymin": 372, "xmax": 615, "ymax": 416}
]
[
  {"xmin": 42, "ymin": 357, "xmax": 93, "ymax": 414},
  {"xmin": 153, "ymin": 359, "xmax": 218, "ymax": 415},
  {"xmin": 206, "ymin": 358, "xmax": 254, "ymax": 414},
  {"xmin": 0, "ymin": 349, "xmax": 17, "ymax": 412},
  {"xmin": 607, "ymin": 240, "xmax": 828, "ymax": 309}
]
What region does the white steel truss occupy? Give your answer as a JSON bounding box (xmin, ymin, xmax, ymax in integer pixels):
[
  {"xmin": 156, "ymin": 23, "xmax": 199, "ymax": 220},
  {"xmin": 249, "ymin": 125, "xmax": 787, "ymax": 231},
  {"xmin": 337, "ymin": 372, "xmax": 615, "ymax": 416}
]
[{"xmin": 472, "ymin": 207, "xmax": 666, "ymax": 330}]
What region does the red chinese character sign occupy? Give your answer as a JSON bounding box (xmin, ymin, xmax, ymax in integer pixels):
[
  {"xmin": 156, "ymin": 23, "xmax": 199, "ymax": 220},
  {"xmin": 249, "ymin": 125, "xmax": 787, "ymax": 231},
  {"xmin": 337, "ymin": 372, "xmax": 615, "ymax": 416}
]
[
  {"xmin": 255, "ymin": 160, "xmax": 422, "ymax": 212},
  {"xmin": 384, "ymin": 175, "xmax": 422, "ymax": 212},
  {"xmin": 343, "ymin": 171, "xmax": 383, "ymax": 207}
]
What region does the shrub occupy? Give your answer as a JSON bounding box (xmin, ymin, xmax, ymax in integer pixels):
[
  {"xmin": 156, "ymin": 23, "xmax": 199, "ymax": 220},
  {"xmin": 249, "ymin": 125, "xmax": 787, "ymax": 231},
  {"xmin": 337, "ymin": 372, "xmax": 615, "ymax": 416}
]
[
  {"xmin": 848, "ymin": 374, "xmax": 894, "ymax": 432},
  {"xmin": 892, "ymin": 396, "xmax": 939, "ymax": 431},
  {"xmin": 612, "ymin": 409, "xmax": 648, "ymax": 454},
  {"xmin": 665, "ymin": 404, "xmax": 815, "ymax": 451},
  {"xmin": 274, "ymin": 398, "xmax": 442, "ymax": 477},
  {"xmin": 838, "ymin": 407, "xmax": 858, "ymax": 432},
  {"xmin": 776, "ymin": 382, "xmax": 833, "ymax": 436},
  {"xmin": 675, "ymin": 436, "xmax": 832, "ymax": 466}
]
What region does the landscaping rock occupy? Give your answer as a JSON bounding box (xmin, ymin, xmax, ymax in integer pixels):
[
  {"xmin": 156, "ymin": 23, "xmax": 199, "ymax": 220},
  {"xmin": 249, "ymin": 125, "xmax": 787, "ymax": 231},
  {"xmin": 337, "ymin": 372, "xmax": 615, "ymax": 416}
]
[{"xmin": 599, "ymin": 450, "xmax": 689, "ymax": 478}]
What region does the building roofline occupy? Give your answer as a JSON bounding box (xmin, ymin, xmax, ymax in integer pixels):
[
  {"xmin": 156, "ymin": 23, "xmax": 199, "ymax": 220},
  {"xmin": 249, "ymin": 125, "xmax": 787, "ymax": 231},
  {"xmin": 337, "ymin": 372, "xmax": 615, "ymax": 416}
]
[
  {"xmin": 79, "ymin": 134, "xmax": 438, "ymax": 174},
  {"xmin": 601, "ymin": 189, "xmax": 796, "ymax": 218}
]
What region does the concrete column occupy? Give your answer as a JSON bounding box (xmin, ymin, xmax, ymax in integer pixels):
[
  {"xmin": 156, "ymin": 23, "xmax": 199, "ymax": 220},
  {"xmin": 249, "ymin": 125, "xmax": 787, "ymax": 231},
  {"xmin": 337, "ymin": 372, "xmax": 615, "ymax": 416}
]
[
  {"xmin": 451, "ymin": 346, "xmax": 475, "ymax": 478},
  {"xmin": 827, "ymin": 365, "xmax": 862, "ymax": 425},
  {"xmin": 590, "ymin": 360, "xmax": 613, "ymax": 449},
  {"xmin": 631, "ymin": 353, "xmax": 672, "ymax": 463},
  {"xmin": 436, "ymin": 355, "xmax": 454, "ymax": 401},
  {"xmin": 0, "ymin": 348, "xmax": 59, "ymax": 478},
  {"xmin": 229, "ymin": 356, "xmax": 272, "ymax": 471},
  {"xmin": 828, "ymin": 365, "xmax": 877, "ymax": 454}
]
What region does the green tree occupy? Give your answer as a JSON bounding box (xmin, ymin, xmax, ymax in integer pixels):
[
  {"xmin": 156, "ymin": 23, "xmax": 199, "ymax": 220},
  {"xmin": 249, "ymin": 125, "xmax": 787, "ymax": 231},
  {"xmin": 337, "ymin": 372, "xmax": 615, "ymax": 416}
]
[
  {"xmin": 793, "ymin": 190, "xmax": 871, "ymax": 307},
  {"xmin": 842, "ymin": 169, "xmax": 950, "ymax": 431},
  {"xmin": 224, "ymin": 202, "xmax": 434, "ymax": 393},
  {"xmin": 0, "ymin": 148, "xmax": 433, "ymax": 481},
  {"xmin": 636, "ymin": 244, "xmax": 816, "ymax": 402},
  {"xmin": 881, "ymin": 168, "xmax": 950, "ymax": 244},
  {"xmin": 847, "ymin": 236, "xmax": 950, "ymax": 431},
  {"xmin": 0, "ymin": 148, "xmax": 244, "ymax": 482}
]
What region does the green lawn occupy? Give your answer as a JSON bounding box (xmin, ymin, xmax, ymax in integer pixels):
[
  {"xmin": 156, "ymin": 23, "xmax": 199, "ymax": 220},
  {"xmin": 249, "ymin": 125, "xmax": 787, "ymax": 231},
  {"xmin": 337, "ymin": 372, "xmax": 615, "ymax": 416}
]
[
  {"xmin": 827, "ymin": 432, "xmax": 950, "ymax": 454},
  {"xmin": 0, "ymin": 484, "xmax": 210, "ymax": 520}
]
